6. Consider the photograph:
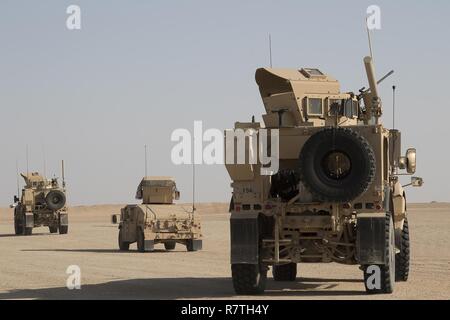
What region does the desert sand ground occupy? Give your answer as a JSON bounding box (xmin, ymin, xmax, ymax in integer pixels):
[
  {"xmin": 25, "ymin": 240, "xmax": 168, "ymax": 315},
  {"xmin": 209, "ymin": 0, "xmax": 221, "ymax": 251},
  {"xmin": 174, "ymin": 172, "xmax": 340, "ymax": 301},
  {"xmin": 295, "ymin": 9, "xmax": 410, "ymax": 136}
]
[{"xmin": 0, "ymin": 203, "xmax": 449, "ymax": 300}]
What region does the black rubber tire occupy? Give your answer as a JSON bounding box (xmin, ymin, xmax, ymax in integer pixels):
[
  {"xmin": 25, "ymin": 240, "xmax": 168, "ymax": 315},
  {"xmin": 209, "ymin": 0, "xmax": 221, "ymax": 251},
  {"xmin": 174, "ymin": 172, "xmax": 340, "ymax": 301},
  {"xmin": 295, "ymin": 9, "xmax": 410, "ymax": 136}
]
[
  {"xmin": 59, "ymin": 225, "xmax": 68, "ymax": 234},
  {"xmin": 45, "ymin": 190, "xmax": 66, "ymax": 211},
  {"xmin": 137, "ymin": 229, "xmax": 145, "ymax": 252},
  {"xmin": 395, "ymin": 217, "xmax": 410, "ymax": 282},
  {"xmin": 299, "ymin": 128, "xmax": 376, "ymax": 202},
  {"xmin": 232, "ymin": 264, "xmax": 267, "ymax": 295},
  {"xmin": 273, "ymin": 263, "xmax": 297, "ymax": 281},
  {"xmin": 186, "ymin": 239, "xmax": 197, "ymax": 252},
  {"xmin": 14, "ymin": 218, "xmax": 24, "ymax": 235},
  {"xmin": 363, "ymin": 212, "xmax": 395, "ymax": 294},
  {"xmin": 24, "ymin": 227, "xmax": 33, "ymax": 236},
  {"xmin": 164, "ymin": 241, "xmax": 176, "ymax": 250},
  {"xmin": 49, "ymin": 226, "xmax": 58, "ymax": 234},
  {"xmin": 118, "ymin": 229, "xmax": 130, "ymax": 251}
]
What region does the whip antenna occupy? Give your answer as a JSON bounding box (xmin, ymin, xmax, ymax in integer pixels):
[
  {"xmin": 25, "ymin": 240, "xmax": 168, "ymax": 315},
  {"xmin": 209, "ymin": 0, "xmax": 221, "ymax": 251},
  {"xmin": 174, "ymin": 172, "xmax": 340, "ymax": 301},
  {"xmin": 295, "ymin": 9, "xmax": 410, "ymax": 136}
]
[
  {"xmin": 16, "ymin": 159, "xmax": 20, "ymax": 197},
  {"xmin": 192, "ymin": 162, "xmax": 196, "ymax": 214},
  {"xmin": 61, "ymin": 160, "xmax": 66, "ymax": 189},
  {"xmin": 26, "ymin": 145, "xmax": 29, "ymax": 175},
  {"xmin": 269, "ymin": 33, "xmax": 273, "ymax": 68},
  {"xmin": 392, "ymin": 85, "xmax": 396, "ymax": 130},
  {"xmin": 43, "ymin": 145, "xmax": 47, "ymax": 178},
  {"xmin": 144, "ymin": 145, "xmax": 148, "ymax": 177}
]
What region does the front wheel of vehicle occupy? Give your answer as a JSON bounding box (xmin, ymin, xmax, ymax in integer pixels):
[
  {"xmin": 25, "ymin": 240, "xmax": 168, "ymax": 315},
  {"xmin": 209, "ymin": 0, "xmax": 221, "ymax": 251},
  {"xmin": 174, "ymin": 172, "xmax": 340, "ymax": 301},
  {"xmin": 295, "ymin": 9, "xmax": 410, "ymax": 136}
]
[
  {"xmin": 137, "ymin": 229, "xmax": 145, "ymax": 252},
  {"xmin": 118, "ymin": 229, "xmax": 130, "ymax": 251}
]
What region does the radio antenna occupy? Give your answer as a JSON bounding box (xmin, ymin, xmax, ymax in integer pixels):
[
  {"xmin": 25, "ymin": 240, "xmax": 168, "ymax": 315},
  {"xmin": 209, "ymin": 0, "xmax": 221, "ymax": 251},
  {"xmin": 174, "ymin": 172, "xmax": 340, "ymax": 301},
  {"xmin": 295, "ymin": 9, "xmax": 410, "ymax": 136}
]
[
  {"xmin": 192, "ymin": 162, "xmax": 196, "ymax": 214},
  {"xmin": 61, "ymin": 160, "xmax": 66, "ymax": 189},
  {"xmin": 269, "ymin": 33, "xmax": 273, "ymax": 68},
  {"xmin": 144, "ymin": 145, "xmax": 148, "ymax": 177},
  {"xmin": 26, "ymin": 145, "xmax": 29, "ymax": 175},
  {"xmin": 16, "ymin": 159, "xmax": 20, "ymax": 197},
  {"xmin": 392, "ymin": 85, "xmax": 396, "ymax": 130},
  {"xmin": 43, "ymin": 145, "xmax": 47, "ymax": 178}
]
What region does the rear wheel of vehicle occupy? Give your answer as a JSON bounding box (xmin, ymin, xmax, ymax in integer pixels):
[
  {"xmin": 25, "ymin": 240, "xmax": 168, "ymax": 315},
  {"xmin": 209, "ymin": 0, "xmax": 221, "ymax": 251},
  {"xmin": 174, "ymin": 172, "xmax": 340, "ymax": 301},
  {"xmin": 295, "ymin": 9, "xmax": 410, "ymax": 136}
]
[
  {"xmin": 363, "ymin": 212, "xmax": 395, "ymax": 294},
  {"xmin": 164, "ymin": 241, "xmax": 176, "ymax": 250},
  {"xmin": 24, "ymin": 227, "xmax": 33, "ymax": 236},
  {"xmin": 49, "ymin": 226, "xmax": 58, "ymax": 234},
  {"xmin": 59, "ymin": 225, "xmax": 68, "ymax": 234},
  {"xmin": 186, "ymin": 239, "xmax": 198, "ymax": 252},
  {"xmin": 137, "ymin": 229, "xmax": 145, "ymax": 252},
  {"xmin": 232, "ymin": 264, "xmax": 267, "ymax": 295},
  {"xmin": 273, "ymin": 263, "xmax": 297, "ymax": 281},
  {"xmin": 395, "ymin": 217, "xmax": 410, "ymax": 282},
  {"xmin": 118, "ymin": 229, "xmax": 130, "ymax": 251}
]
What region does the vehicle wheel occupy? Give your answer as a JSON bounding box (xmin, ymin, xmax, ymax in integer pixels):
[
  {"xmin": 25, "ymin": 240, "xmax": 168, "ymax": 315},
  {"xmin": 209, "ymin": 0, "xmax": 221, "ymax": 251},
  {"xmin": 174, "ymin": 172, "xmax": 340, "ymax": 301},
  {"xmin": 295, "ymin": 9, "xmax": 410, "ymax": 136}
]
[
  {"xmin": 137, "ymin": 229, "xmax": 145, "ymax": 252},
  {"xmin": 59, "ymin": 225, "xmax": 68, "ymax": 234},
  {"xmin": 164, "ymin": 241, "xmax": 176, "ymax": 250},
  {"xmin": 273, "ymin": 263, "xmax": 297, "ymax": 281},
  {"xmin": 363, "ymin": 212, "xmax": 395, "ymax": 294},
  {"xmin": 395, "ymin": 217, "xmax": 410, "ymax": 282},
  {"xmin": 299, "ymin": 128, "xmax": 376, "ymax": 202},
  {"xmin": 232, "ymin": 264, "xmax": 267, "ymax": 295},
  {"xmin": 49, "ymin": 226, "xmax": 58, "ymax": 233},
  {"xmin": 24, "ymin": 227, "xmax": 33, "ymax": 236},
  {"xmin": 118, "ymin": 229, "xmax": 130, "ymax": 251},
  {"xmin": 186, "ymin": 239, "xmax": 198, "ymax": 252},
  {"xmin": 14, "ymin": 220, "xmax": 24, "ymax": 235}
]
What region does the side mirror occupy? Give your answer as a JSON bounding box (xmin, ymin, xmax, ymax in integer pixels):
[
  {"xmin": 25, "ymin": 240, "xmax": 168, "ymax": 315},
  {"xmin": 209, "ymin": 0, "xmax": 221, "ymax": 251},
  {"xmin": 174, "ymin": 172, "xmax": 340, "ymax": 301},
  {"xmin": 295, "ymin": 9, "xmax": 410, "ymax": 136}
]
[
  {"xmin": 14, "ymin": 195, "xmax": 19, "ymax": 203},
  {"xmin": 411, "ymin": 176, "xmax": 424, "ymax": 187},
  {"xmin": 406, "ymin": 148, "xmax": 417, "ymax": 174}
]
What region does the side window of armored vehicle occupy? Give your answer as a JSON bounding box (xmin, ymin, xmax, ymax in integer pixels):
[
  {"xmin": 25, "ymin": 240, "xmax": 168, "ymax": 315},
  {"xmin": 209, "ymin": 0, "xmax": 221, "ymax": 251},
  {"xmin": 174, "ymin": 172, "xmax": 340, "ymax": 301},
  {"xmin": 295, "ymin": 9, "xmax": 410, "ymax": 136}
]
[
  {"xmin": 328, "ymin": 99, "xmax": 343, "ymax": 116},
  {"xmin": 308, "ymin": 98, "xmax": 323, "ymax": 116},
  {"xmin": 344, "ymin": 100, "xmax": 359, "ymax": 118}
]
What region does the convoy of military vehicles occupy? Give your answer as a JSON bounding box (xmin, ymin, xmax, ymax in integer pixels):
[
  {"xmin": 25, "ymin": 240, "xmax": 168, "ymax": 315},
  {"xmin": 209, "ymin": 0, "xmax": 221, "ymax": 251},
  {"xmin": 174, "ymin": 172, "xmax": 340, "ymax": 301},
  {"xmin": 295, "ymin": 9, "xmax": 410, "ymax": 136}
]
[{"xmin": 5, "ymin": 48, "xmax": 422, "ymax": 295}]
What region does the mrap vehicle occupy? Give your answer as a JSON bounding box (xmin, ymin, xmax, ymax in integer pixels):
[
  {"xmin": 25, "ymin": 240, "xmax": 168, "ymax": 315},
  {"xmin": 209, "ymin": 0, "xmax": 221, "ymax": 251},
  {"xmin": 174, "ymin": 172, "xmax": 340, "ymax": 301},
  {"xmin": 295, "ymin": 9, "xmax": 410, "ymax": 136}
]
[
  {"xmin": 12, "ymin": 165, "xmax": 68, "ymax": 235},
  {"xmin": 118, "ymin": 177, "xmax": 202, "ymax": 252},
  {"xmin": 225, "ymin": 56, "xmax": 423, "ymax": 294}
]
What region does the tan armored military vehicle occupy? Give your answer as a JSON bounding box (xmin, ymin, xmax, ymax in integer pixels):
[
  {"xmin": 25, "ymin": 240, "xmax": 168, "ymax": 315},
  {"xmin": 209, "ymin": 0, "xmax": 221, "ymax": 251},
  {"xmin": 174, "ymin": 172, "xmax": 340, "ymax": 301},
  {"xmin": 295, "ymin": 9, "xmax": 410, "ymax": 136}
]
[
  {"xmin": 12, "ymin": 168, "xmax": 68, "ymax": 235},
  {"xmin": 118, "ymin": 177, "xmax": 202, "ymax": 252},
  {"xmin": 225, "ymin": 57, "xmax": 423, "ymax": 294}
]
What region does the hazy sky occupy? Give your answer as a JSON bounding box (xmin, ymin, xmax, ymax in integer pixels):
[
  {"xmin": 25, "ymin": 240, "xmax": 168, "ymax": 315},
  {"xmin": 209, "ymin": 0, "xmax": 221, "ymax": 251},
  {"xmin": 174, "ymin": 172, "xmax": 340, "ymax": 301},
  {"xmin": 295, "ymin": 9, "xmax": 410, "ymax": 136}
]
[{"xmin": 0, "ymin": 0, "xmax": 449, "ymax": 206}]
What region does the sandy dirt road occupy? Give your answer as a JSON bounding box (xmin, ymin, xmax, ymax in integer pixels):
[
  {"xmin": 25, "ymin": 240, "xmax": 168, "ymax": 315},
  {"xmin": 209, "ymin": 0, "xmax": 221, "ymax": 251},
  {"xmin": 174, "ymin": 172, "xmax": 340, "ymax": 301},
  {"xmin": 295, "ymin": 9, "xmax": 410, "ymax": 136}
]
[{"xmin": 0, "ymin": 203, "xmax": 449, "ymax": 300}]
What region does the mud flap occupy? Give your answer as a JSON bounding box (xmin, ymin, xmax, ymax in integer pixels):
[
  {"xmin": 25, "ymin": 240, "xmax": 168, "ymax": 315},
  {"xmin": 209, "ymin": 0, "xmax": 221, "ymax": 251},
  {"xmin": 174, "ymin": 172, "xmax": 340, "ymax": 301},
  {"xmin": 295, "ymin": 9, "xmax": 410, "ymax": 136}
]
[
  {"xmin": 357, "ymin": 213, "xmax": 386, "ymax": 265},
  {"xmin": 25, "ymin": 213, "xmax": 34, "ymax": 228},
  {"xmin": 230, "ymin": 212, "xmax": 259, "ymax": 264},
  {"xmin": 59, "ymin": 212, "xmax": 69, "ymax": 226},
  {"xmin": 144, "ymin": 240, "xmax": 155, "ymax": 251}
]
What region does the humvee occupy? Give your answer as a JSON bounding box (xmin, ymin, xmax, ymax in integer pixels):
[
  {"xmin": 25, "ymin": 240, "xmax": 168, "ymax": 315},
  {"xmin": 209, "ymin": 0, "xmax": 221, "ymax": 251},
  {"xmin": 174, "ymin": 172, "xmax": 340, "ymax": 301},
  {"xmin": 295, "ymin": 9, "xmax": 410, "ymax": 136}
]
[
  {"xmin": 117, "ymin": 177, "xmax": 202, "ymax": 252},
  {"xmin": 225, "ymin": 56, "xmax": 423, "ymax": 294},
  {"xmin": 12, "ymin": 170, "xmax": 68, "ymax": 235}
]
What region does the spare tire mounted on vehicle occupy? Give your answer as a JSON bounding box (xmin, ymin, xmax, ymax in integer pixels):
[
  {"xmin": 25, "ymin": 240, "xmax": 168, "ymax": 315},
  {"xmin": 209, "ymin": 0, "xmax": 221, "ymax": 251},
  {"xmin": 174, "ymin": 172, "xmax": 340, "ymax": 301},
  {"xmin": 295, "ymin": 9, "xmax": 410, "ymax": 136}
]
[
  {"xmin": 45, "ymin": 190, "xmax": 66, "ymax": 211},
  {"xmin": 299, "ymin": 128, "xmax": 376, "ymax": 202}
]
